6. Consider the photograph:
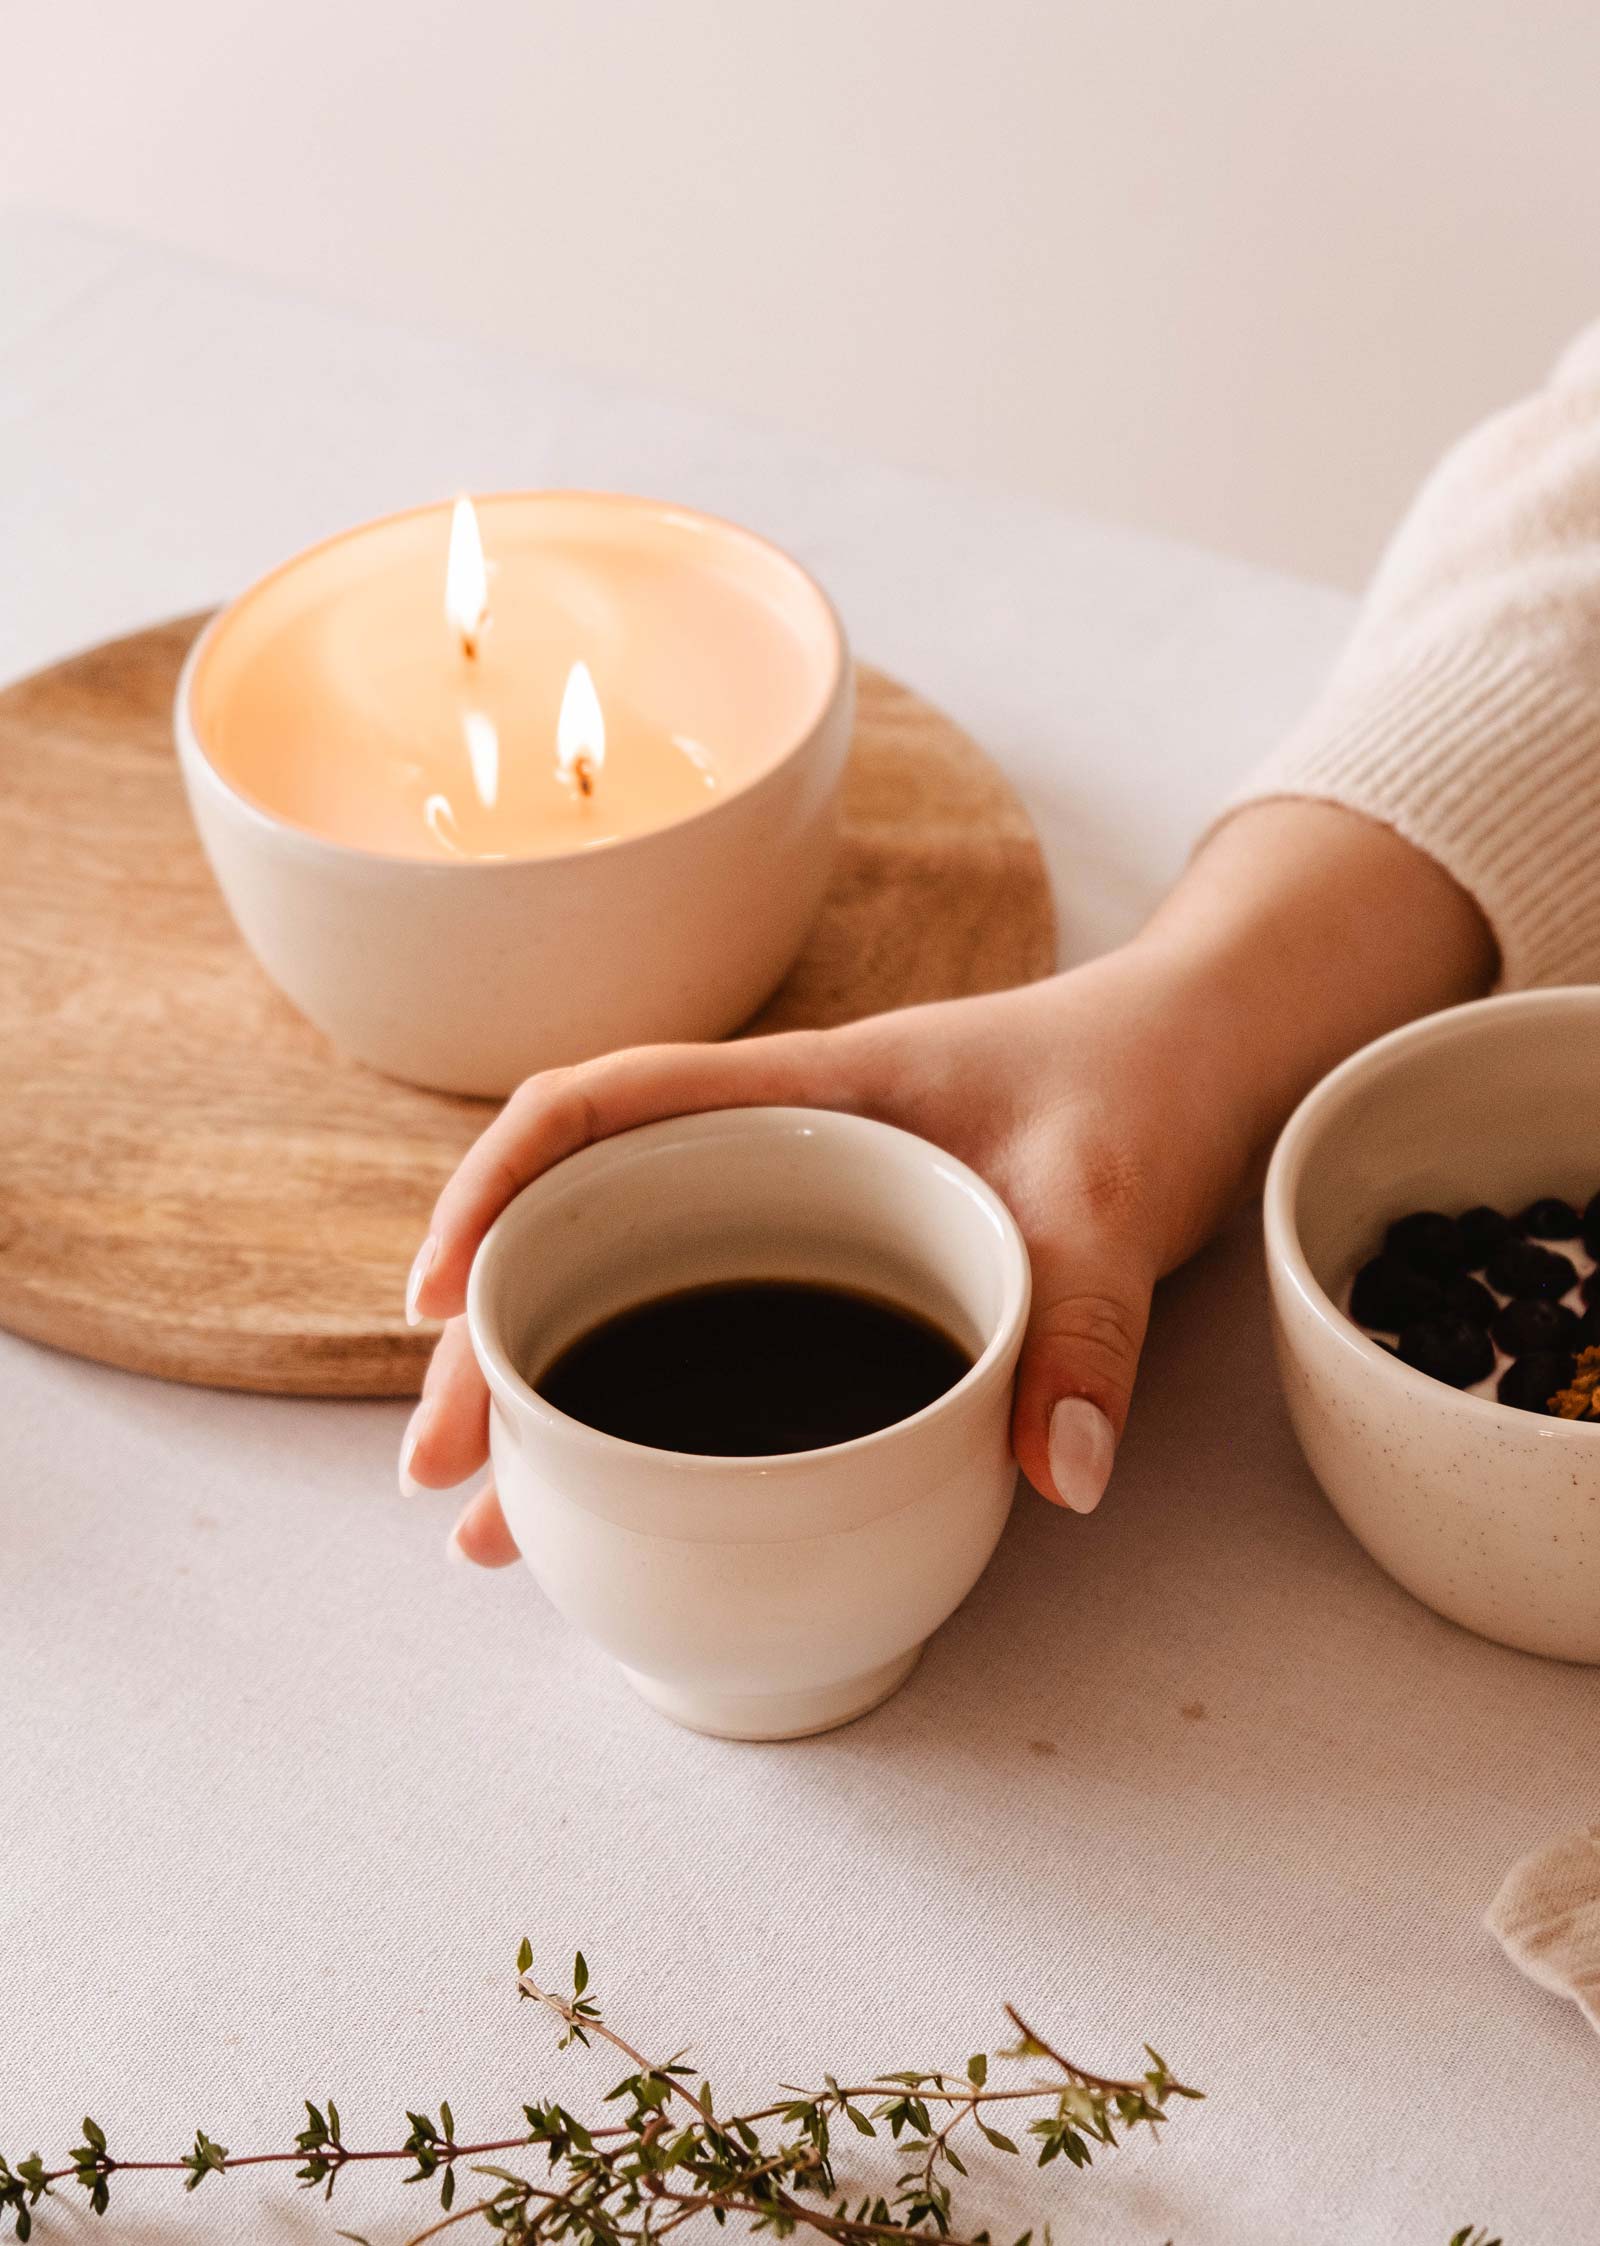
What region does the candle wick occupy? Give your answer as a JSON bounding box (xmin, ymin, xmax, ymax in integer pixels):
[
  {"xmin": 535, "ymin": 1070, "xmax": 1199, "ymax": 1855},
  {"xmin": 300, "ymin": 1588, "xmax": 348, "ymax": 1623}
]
[
  {"xmin": 460, "ymin": 630, "xmax": 479, "ymax": 663},
  {"xmin": 574, "ymin": 753, "xmax": 596, "ymax": 800}
]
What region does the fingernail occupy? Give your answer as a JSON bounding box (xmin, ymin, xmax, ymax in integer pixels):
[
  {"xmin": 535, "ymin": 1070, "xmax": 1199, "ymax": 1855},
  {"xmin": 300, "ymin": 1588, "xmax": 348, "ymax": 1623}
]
[
  {"xmin": 444, "ymin": 1521, "xmax": 470, "ymax": 1566},
  {"xmin": 398, "ymin": 1400, "xmax": 431, "ymax": 1497},
  {"xmin": 1047, "ymin": 1397, "xmax": 1116, "ymax": 1514},
  {"xmin": 405, "ymin": 1234, "xmax": 438, "ymax": 1326}
]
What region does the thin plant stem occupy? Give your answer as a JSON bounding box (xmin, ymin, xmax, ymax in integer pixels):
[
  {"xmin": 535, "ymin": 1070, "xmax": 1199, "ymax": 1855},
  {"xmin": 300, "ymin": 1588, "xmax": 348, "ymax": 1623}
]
[{"xmin": 1, "ymin": 1953, "xmax": 1209, "ymax": 2246}]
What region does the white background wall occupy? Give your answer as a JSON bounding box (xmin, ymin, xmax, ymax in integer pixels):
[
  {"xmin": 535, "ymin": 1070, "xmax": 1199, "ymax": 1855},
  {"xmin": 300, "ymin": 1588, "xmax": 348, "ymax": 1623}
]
[{"xmin": 7, "ymin": 0, "xmax": 1598, "ymax": 586}]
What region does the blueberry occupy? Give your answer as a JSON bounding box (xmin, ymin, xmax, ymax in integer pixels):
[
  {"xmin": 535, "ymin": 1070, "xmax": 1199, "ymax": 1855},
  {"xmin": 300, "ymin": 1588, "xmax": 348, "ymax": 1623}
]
[
  {"xmin": 1517, "ymin": 1197, "xmax": 1581, "ymax": 1240},
  {"xmin": 1584, "ymin": 1191, "xmax": 1600, "ymax": 1259},
  {"xmin": 1384, "ymin": 1211, "xmax": 1467, "ymax": 1279},
  {"xmin": 1396, "ymin": 1314, "xmax": 1494, "ymax": 1389},
  {"xmin": 1457, "ymin": 1205, "xmax": 1515, "ymax": 1268},
  {"xmin": 1584, "ymin": 1268, "xmax": 1600, "ymax": 1311},
  {"xmin": 1576, "ymin": 1304, "xmax": 1600, "ymax": 1352},
  {"xmin": 1443, "ymin": 1274, "xmax": 1498, "ymax": 1328},
  {"xmin": 1490, "ymin": 1297, "xmax": 1580, "ymax": 1357},
  {"xmin": 1484, "ymin": 1239, "xmax": 1578, "ymax": 1302},
  {"xmin": 1497, "ymin": 1351, "xmax": 1578, "ymax": 1415},
  {"xmin": 1350, "ymin": 1255, "xmax": 1444, "ymax": 1332}
]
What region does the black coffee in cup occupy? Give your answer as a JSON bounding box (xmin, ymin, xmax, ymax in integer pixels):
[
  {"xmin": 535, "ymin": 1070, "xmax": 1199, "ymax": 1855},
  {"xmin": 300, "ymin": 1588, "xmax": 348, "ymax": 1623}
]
[{"xmin": 531, "ymin": 1278, "xmax": 972, "ymax": 1456}]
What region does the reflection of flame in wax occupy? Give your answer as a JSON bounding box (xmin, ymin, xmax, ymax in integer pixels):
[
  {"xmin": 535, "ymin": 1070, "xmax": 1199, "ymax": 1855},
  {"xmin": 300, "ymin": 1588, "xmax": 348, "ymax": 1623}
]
[
  {"xmin": 557, "ymin": 659, "xmax": 605, "ymax": 800},
  {"xmin": 672, "ymin": 734, "xmax": 720, "ymax": 791},
  {"xmin": 462, "ymin": 709, "xmax": 500, "ymax": 809},
  {"xmin": 423, "ymin": 792, "xmax": 463, "ymax": 853},
  {"xmin": 424, "ymin": 789, "xmax": 503, "ymax": 860},
  {"xmin": 446, "ymin": 496, "xmax": 489, "ymax": 659}
]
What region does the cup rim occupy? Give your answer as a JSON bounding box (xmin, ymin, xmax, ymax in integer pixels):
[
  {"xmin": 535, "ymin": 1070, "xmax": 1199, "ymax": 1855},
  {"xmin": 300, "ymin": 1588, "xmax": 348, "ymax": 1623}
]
[
  {"xmin": 172, "ymin": 489, "xmax": 851, "ymax": 873},
  {"xmin": 1264, "ymin": 986, "xmax": 1600, "ymax": 1442},
  {"xmin": 466, "ymin": 1105, "xmax": 1032, "ymax": 1472}
]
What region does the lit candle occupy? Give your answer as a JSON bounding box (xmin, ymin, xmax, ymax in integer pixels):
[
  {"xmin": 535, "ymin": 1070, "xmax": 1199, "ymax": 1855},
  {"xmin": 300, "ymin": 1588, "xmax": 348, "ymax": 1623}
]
[
  {"xmin": 175, "ymin": 492, "xmax": 853, "ymax": 1095},
  {"xmin": 186, "ymin": 494, "xmax": 824, "ymax": 863}
]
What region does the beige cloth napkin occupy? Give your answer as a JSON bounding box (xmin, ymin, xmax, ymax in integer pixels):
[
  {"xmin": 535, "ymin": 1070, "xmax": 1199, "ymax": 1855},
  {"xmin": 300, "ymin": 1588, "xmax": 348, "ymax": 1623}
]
[{"xmin": 1488, "ymin": 1826, "xmax": 1600, "ymax": 2033}]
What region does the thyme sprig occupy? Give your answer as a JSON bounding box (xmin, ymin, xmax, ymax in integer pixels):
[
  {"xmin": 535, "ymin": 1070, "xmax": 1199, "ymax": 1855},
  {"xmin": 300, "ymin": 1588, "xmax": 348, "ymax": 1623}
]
[
  {"xmin": 0, "ymin": 1953, "xmax": 1493, "ymax": 2245},
  {"xmin": 0, "ymin": 1949, "xmax": 1190, "ymax": 2243}
]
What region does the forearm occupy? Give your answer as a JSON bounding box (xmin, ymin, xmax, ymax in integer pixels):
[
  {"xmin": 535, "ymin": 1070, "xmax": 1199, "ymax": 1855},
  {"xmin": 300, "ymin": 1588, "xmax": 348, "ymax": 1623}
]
[
  {"xmin": 1114, "ymin": 799, "xmax": 1497, "ymax": 1255},
  {"xmin": 1111, "ymin": 330, "xmax": 1600, "ymax": 1249}
]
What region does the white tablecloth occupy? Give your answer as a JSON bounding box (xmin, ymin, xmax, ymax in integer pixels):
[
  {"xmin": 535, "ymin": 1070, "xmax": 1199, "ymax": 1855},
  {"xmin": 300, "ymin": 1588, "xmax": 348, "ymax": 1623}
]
[{"xmin": 2, "ymin": 210, "xmax": 1595, "ymax": 2245}]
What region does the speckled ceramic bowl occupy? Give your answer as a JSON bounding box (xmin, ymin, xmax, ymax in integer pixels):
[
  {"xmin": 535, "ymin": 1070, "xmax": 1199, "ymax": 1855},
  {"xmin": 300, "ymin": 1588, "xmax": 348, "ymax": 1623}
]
[{"xmin": 1264, "ymin": 989, "xmax": 1600, "ymax": 1662}]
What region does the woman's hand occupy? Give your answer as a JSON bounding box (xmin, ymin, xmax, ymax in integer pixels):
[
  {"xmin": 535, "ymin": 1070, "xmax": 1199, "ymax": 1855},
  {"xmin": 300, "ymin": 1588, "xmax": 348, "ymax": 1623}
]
[
  {"xmin": 402, "ymin": 799, "xmax": 1496, "ymax": 1566},
  {"xmin": 401, "ymin": 950, "xmax": 1254, "ymax": 1560}
]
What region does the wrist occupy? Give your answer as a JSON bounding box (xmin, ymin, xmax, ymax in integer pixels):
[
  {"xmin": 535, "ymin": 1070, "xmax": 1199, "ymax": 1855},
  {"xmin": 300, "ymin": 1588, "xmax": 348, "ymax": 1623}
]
[
  {"xmin": 1128, "ymin": 799, "xmax": 1496, "ymax": 1192},
  {"xmin": 1086, "ymin": 937, "xmax": 1274, "ymax": 1260}
]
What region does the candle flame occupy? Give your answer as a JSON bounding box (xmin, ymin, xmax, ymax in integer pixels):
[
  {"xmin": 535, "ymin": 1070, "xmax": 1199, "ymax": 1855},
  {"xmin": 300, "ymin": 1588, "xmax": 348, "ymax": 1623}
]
[
  {"xmin": 556, "ymin": 660, "xmax": 605, "ymax": 798},
  {"xmin": 446, "ymin": 496, "xmax": 489, "ymax": 658}
]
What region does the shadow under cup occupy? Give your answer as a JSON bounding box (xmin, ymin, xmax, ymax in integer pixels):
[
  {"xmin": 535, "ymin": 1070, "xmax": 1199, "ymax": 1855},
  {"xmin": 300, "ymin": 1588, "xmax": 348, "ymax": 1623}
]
[{"xmin": 467, "ymin": 1107, "xmax": 1032, "ymax": 1739}]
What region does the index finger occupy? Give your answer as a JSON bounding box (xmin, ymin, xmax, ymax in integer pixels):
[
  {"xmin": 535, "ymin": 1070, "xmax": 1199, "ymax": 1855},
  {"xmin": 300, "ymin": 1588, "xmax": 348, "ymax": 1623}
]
[{"xmin": 409, "ymin": 1032, "xmax": 834, "ymax": 1321}]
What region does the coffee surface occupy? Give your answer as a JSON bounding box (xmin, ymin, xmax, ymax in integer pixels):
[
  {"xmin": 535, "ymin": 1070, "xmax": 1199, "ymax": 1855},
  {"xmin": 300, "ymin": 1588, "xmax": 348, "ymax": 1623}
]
[{"xmin": 532, "ymin": 1279, "xmax": 974, "ymax": 1455}]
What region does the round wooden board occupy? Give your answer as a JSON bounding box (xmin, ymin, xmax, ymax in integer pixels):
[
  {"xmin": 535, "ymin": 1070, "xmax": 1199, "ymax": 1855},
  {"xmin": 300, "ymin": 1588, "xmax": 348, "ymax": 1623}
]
[{"xmin": 0, "ymin": 615, "xmax": 1055, "ymax": 1396}]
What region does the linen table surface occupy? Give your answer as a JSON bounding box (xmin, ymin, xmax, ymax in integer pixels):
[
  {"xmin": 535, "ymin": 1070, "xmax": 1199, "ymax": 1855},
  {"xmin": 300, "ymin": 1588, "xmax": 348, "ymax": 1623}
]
[{"xmin": 1, "ymin": 211, "xmax": 1595, "ymax": 2244}]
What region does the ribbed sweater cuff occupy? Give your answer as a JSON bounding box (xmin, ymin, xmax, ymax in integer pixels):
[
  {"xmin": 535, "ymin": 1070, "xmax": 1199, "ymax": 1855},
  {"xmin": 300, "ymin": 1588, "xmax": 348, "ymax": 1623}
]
[{"xmin": 1215, "ymin": 630, "xmax": 1600, "ymax": 991}]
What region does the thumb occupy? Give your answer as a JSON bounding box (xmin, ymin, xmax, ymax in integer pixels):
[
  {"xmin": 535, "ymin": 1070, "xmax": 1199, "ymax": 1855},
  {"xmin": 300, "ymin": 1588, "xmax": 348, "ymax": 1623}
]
[{"xmin": 1010, "ymin": 1232, "xmax": 1154, "ymax": 1513}]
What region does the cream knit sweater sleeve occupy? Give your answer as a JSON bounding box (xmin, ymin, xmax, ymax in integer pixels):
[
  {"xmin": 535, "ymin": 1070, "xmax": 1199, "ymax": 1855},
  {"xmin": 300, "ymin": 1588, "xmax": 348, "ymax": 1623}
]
[{"xmin": 1227, "ymin": 323, "xmax": 1600, "ymax": 989}]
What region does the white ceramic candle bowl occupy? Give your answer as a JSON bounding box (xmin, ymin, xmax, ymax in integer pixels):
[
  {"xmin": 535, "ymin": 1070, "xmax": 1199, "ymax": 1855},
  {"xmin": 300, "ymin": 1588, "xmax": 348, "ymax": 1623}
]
[
  {"xmin": 1265, "ymin": 989, "xmax": 1600, "ymax": 1663},
  {"xmin": 467, "ymin": 1107, "xmax": 1031, "ymax": 1738},
  {"xmin": 173, "ymin": 495, "xmax": 852, "ymax": 1098}
]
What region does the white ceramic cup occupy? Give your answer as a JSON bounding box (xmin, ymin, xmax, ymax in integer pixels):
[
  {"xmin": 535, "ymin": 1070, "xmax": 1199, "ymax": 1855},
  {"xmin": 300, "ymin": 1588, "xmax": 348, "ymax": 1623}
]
[
  {"xmin": 467, "ymin": 1107, "xmax": 1031, "ymax": 1738},
  {"xmin": 1265, "ymin": 988, "xmax": 1600, "ymax": 1663}
]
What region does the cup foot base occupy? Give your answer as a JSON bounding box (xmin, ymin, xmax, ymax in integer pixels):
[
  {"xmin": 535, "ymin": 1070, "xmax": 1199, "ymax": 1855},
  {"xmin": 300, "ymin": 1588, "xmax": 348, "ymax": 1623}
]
[{"xmin": 619, "ymin": 1647, "xmax": 922, "ymax": 1740}]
